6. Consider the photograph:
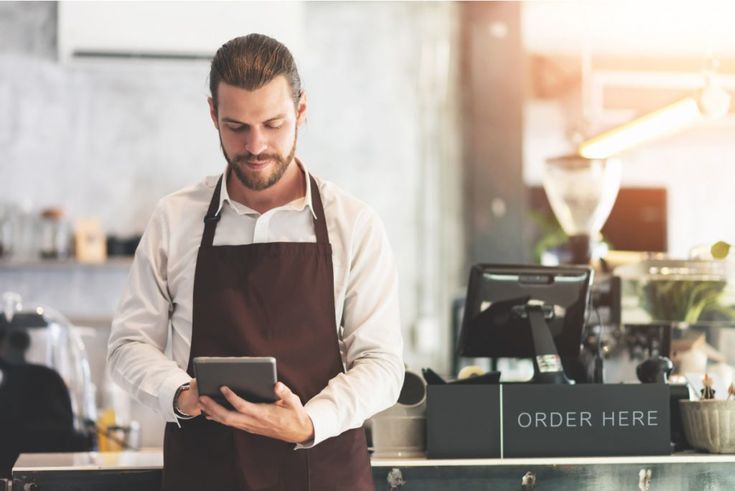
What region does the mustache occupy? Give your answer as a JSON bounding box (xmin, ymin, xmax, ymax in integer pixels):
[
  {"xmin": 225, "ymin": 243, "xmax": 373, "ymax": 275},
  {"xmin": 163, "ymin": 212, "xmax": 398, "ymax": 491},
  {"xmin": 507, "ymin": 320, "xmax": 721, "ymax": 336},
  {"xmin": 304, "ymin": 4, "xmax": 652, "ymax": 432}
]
[{"xmin": 233, "ymin": 152, "xmax": 281, "ymax": 163}]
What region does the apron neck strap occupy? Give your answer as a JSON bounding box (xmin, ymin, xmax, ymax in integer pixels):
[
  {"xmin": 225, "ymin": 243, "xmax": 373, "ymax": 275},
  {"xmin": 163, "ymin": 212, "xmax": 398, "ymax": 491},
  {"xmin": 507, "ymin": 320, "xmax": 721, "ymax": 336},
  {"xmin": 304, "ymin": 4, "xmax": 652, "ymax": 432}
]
[
  {"xmin": 201, "ymin": 175, "xmax": 224, "ymax": 248},
  {"xmin": 308, "ymin": 174, "xmax": 329, "ymax": 245},
  {"xmin": 201, "ymin": 172, "xmax": 329, "ymax": 247}
]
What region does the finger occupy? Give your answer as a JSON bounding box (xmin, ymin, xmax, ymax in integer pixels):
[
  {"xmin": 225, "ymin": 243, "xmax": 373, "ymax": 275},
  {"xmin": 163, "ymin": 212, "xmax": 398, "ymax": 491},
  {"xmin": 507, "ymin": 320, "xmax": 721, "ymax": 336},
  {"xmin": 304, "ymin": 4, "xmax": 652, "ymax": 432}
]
[
  {"xmin": 221, "ymin": 386, "xmax": 260, "ymax": 415},
  {"xmin": 190, "ymin": 378, "xmax": 200, "ymax": 398},
  {"xmin": 275, "ymin": 382, "xmax": 290, "ymax": 398},
  {"xmin": 199, "ymin": 396, "xmax": 233, "ymax": 425},
  {"xmin": 201, "ymin": 397, "xmax": 279, "ymax": 438},
  {"xmin": 275, "ymin": 382, "xmax": 295, "ymax": 404},
  {"xmin": 200, "ymin": 394, "xmax": 258, "ymax": 428},
  {"xmin": 199, "ymin": 396, "xmax": 228, "ymax": 421},
  {"xmin": 275, "ymin": 382, "xmax": 302, "ymax": 408}
]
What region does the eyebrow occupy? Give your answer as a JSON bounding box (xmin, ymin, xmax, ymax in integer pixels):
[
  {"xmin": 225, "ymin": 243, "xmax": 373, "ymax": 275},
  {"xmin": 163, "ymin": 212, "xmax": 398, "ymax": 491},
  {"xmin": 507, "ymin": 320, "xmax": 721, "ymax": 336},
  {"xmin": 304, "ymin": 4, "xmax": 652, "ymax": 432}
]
[{"xmin": 222, "ymin": 114, "xmax": 287, "ymax": 125}]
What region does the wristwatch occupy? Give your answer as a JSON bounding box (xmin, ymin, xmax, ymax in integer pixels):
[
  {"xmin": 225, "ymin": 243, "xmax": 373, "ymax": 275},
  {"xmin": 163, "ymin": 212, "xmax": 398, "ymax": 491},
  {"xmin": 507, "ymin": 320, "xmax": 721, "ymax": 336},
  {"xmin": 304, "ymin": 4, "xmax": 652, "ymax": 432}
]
[{"xmin": 173, "ymin": 382, "xmax": 195, "ymax": 419}]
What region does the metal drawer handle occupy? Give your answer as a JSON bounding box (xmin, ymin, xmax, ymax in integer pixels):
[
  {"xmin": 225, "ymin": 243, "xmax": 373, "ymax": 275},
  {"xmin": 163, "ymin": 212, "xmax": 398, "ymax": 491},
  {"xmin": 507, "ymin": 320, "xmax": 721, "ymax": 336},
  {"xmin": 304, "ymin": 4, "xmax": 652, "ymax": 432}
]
[
  {"xmin": 387, "ymin": 467, "xmax": 406, "ymax": 489},
  {"xmin": 522, "ymin": 471, "xmax": 537, "ymax": 490},
  {"xmin": 639, "ymin": 468, "xmax": 652, "ymax": 490}
]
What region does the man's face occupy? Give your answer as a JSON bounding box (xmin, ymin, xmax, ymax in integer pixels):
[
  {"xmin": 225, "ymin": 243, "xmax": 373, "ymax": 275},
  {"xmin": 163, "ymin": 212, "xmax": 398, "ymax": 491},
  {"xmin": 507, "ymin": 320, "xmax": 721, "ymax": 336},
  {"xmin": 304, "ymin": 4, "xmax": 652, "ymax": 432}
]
[{"xmin": 209, "ymin": 76, "xmax": 306, "ymax": 191}]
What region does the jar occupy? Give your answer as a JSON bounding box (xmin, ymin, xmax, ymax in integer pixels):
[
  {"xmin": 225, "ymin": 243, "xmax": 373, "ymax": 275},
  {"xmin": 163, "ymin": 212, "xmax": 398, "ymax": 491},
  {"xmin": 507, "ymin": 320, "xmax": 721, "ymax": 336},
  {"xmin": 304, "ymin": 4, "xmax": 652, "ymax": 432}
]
[
  {"xmin": 39, "ymin": 208, "xmax": 71, "ymax": 259},
  {"xmin": 0, "ymin": 203, "xmax": 16, "ymax": 257}
]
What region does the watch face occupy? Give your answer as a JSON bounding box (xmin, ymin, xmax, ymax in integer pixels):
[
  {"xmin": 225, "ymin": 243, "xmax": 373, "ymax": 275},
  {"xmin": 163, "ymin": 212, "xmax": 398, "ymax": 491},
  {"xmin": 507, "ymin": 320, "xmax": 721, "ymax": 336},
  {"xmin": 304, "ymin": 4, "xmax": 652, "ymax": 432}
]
[{"xmin": 174, "ymin": 383, "xmax": 192, "ymax": 416}]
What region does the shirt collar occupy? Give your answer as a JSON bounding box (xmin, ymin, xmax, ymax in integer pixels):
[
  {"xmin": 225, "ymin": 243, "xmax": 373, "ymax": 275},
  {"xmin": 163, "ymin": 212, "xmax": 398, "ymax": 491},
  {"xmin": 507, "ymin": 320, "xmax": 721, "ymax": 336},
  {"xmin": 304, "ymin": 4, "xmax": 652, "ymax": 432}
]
[{"xmin": 215, "ymin": 159, "xmax": 317, "ymax": 220}]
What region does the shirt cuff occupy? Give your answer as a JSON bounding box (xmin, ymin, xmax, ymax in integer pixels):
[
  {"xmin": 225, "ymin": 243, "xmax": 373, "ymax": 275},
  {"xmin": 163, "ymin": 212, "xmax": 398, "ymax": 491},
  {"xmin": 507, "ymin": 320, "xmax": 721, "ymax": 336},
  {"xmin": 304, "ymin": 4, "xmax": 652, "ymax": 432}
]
[
  {"xmin": 158, "ymin": 370, "xmax": 194, "ymax": 425},
  {"xmin": 294, "ymin": 397, "xmax": 339, "ymax": 449}
]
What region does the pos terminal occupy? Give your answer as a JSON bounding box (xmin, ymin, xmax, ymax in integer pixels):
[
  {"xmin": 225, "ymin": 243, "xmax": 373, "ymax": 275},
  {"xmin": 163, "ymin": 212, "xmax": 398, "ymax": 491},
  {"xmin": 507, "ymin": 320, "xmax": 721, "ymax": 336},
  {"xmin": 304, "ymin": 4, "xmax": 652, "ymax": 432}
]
[
  {"xmin": 457, "ymin": 264, "xmax": 592, "ymax": 384},
  {"xmin": 426, "ymin": 264, "xmax": 672, "ymax": 458}
]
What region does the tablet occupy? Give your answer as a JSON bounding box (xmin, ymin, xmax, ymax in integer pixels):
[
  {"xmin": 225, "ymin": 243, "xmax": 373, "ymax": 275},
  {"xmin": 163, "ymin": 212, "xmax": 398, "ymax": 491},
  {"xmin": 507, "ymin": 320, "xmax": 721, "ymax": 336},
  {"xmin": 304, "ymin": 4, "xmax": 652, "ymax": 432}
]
[{"xmin": 193, "ymin": 356, "xmax": 278, "ymax": 407}]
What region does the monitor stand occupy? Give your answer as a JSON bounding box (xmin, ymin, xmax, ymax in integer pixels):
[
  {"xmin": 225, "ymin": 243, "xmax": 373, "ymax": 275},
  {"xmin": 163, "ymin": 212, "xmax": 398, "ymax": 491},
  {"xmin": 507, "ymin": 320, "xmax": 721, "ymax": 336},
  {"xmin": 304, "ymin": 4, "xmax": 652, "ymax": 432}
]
[{"xmin": 522, "ymin": 305, "xmax": 573, "ymax": 384}]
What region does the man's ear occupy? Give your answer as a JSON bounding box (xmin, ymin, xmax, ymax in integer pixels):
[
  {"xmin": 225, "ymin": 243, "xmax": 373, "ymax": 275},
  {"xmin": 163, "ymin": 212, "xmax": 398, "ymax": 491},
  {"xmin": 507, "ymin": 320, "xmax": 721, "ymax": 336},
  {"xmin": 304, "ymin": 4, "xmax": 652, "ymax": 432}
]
[
  {"xmin": 208, "ymin": 97, "xmax": 219, "ymax": 130},
  {"xmin": 296, "ymin": 91, "xmax": 308, "ymax": 127}
]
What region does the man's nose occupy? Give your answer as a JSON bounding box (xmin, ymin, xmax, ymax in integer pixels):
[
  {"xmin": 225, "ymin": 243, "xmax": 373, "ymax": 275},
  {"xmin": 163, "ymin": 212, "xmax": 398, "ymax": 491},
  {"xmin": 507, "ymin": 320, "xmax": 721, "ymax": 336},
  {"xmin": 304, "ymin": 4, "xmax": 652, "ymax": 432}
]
[{"xmin": 244, "ymin": 128, "xmax": 267, "ymax": 155}]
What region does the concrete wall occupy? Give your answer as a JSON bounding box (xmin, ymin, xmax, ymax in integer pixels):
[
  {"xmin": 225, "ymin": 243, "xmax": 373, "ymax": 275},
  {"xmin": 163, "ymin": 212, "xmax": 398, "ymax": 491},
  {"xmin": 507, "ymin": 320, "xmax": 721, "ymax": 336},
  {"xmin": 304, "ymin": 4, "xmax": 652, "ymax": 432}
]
[
  {"xmin": 0, "ymin": 1, "xmax": 463, "ymax": 447},
  {"xmin": 0, "ymin": 0, "xmax": 462, "ymax": 353}
]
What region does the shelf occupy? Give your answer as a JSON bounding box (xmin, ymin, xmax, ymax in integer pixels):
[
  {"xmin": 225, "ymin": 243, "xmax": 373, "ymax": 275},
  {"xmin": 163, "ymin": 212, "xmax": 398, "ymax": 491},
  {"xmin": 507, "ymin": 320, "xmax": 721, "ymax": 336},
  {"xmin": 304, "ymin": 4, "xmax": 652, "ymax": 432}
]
[{"xmin": 0, "ymin": 257, "xmax": 133, "ymax": 271}]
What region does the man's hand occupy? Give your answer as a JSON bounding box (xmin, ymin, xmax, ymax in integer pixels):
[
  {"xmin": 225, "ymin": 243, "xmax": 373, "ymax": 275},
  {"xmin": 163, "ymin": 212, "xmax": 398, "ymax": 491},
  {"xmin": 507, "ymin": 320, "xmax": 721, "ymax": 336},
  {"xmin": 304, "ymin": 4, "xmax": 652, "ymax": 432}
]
[
  {"xmin": 176, "ymin": 379, "xmax": 202, "ymax": 417},
  {"xmin": 199, "ymin": 382, "xmax": 315, "ymax": 444}
]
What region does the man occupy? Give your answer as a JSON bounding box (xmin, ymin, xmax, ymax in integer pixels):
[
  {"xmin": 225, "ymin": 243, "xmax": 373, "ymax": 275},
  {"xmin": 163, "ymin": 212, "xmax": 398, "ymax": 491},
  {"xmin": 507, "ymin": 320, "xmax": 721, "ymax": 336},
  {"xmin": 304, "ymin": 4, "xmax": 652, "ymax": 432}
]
[{"xmin": 107, "ymin": 33, "xmax": 404, "ymax": 491}]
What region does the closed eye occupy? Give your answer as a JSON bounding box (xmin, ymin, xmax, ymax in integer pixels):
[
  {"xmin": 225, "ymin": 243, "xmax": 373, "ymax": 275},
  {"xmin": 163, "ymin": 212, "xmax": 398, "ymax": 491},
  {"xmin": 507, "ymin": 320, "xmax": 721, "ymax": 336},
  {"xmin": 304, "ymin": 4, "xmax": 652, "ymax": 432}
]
[
  {"xmin": 226, "ymin": 124, "xmax": 247, "ymax": 133},
  {"xmin": 222, "ymin": 117, "xmax": 285, "ymax": 131}
]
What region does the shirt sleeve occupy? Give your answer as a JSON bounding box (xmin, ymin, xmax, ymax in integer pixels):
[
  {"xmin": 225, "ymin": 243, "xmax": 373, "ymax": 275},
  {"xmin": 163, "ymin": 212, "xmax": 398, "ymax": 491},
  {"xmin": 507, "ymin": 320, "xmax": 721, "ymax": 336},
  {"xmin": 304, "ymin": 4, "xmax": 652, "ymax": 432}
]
[
  {"xmin": 297, "ymin": 208, "xmax": 404, "ymax": 448},
  {"xmin": 106, "ymin": 201, "xmax": 191, "ymax": 423}
]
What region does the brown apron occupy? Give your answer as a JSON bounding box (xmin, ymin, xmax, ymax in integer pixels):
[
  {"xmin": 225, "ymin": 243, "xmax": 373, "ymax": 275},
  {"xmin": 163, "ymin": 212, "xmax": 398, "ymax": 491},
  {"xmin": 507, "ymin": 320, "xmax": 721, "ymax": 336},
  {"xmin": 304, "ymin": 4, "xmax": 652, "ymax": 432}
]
[{"xmin": 162, "ymin": 174, "xmax": 374, "ymax": 491}]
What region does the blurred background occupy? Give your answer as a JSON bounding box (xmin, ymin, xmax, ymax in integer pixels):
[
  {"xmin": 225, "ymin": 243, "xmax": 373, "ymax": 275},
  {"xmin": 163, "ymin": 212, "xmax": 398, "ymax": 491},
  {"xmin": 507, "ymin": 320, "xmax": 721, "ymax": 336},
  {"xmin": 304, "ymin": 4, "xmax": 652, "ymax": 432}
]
[{"xmin": 2, "ymin": 1, "xmax": 735, "ymax": 450}]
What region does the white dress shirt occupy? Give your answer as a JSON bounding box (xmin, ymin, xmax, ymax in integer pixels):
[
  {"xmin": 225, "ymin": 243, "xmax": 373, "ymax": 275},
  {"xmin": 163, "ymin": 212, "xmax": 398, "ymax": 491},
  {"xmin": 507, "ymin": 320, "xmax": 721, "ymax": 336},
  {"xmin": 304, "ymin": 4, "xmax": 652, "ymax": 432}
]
[{"xmin": 107, "ymin": 162, "xmax": 404, "ymax": 447}]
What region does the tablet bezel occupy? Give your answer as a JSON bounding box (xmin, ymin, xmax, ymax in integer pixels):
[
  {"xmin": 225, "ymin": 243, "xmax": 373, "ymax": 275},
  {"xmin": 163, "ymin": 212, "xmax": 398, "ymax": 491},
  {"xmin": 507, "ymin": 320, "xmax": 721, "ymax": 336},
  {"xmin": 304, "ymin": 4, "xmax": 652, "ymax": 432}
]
[{"xmin": 193, "ymin": 356, "xmax": 278, "ymax": 406}]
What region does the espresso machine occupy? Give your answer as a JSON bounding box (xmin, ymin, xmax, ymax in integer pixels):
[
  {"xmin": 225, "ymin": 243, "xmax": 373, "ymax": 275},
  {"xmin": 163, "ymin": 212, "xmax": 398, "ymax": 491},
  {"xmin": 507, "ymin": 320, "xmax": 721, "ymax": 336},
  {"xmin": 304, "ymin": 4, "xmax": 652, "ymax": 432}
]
[{"xmin": 0, "ymin": 292, "xmax": 97, "ymax": 477}]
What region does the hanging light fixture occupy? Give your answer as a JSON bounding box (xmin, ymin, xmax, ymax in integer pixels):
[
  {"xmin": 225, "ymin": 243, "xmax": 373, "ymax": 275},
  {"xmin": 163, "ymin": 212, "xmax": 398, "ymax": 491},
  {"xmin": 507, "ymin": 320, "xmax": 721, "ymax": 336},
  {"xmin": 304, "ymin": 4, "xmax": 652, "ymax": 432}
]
[{"xmin": 578, "ymin": 62, "xmax": 732, "ymax": 159}]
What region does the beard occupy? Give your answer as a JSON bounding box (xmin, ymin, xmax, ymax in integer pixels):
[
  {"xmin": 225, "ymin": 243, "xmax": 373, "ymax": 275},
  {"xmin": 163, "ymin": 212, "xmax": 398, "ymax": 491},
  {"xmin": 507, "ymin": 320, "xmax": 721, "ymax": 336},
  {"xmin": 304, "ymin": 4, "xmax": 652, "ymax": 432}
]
[{"xmin": 220, "ymin": 130, "xmax": 298, "ymax": 191}]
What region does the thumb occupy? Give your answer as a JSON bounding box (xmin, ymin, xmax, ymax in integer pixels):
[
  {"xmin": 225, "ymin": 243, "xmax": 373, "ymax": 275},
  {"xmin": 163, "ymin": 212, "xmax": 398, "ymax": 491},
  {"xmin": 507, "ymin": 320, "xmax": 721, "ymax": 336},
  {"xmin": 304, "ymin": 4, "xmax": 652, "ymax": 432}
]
[{"xmin": 276, "ymin": 382, "xmax": 301, "ymax": 407}]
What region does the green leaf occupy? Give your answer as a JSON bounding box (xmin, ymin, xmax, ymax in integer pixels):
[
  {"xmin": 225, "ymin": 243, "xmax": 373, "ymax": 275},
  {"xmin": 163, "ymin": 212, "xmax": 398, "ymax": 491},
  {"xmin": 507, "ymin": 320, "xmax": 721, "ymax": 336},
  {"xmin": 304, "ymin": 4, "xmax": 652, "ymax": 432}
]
[{"xmin": 712, "ymin": 241, "xmax": 731, "ymax": 260}]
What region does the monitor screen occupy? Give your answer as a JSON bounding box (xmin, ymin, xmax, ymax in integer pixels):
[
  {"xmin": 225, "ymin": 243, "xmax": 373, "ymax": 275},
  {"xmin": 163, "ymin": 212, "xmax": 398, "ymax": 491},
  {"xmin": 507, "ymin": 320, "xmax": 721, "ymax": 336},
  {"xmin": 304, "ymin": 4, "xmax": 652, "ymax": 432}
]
[{"xmin": 458, "ymin": 264, "xmax": 592, "ymax": 359}]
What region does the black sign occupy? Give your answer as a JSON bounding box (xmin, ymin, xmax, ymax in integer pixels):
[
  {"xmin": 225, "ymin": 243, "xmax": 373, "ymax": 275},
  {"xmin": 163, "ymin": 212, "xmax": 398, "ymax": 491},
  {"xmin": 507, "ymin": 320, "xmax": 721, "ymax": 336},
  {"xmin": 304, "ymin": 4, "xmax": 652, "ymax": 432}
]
[
  {"xmin": 503, "ymin": 384, "xmax": 671, "ymax": 457},
  {"xmin": 427, "ymin": 385, "xmax": 501, "ymax": 458},
  {"xmin": 426, "ymin": 384, "xmax": 671, "ymax": 458}
]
